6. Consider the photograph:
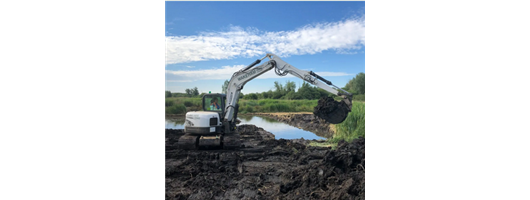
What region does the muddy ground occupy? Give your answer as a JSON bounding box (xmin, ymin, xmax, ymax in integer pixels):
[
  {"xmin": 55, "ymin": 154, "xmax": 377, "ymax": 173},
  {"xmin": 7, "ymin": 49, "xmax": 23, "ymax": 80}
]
[{"xmin": 166, "ymin": 124, "xmax": 365, "ymax": 200}]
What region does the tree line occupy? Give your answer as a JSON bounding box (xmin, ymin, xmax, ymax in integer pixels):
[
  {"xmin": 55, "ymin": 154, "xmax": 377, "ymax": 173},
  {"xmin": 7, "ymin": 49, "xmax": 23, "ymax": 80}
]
[
  {"xmin": 232, "ymin": 72, "xmax": 364, "ymax": 100},
  {"xmin": 166, "ymin": 87, "xmax": 200, "ymax": 98},
  {"xmin": 166, "ymin": 72, "xmax": 365, "ymax": 100}
]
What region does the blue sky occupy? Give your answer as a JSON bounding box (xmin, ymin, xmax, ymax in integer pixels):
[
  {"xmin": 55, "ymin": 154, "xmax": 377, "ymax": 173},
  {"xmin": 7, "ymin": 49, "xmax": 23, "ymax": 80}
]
[{"xmin": 166, "ymin": 1, "xmax": 365, "ymax": 94}]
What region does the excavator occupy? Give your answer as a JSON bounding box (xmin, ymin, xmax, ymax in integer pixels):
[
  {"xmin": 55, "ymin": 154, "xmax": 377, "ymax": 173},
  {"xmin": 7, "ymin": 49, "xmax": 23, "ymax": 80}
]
[{"xmin": 178, "ymin": 53, "xmax": 353, "ymax": 150}]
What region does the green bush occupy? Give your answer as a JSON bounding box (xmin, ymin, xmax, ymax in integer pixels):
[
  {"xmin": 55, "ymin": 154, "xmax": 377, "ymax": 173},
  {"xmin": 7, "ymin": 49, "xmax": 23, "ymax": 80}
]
[
  {"xmin": 246, "ymin": 106, "xmax": 254, "ymax": 113},
  {"xmin": 352, "ymin": 94, "xmax": 365, "ymax": 101},
  {"xmin": 166, "ymin": 104, "xmax": 187, "ymax": 114},
  {"xmin": 165, "ymin": 99, "xmax": 174, "ymax": 107},
  {"xmin": 183, "ymin": 101, "xmax": 194, "ymax": 107},
  {"xmin": 246, "ymin": 101, "xmax": 258, "ymax": 107}
]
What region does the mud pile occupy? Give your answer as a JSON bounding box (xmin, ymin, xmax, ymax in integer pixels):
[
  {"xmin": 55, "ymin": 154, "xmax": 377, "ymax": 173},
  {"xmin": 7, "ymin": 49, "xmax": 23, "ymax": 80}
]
[
  {"xmin": 166, "ymin": 125, "xmax": 365, "ymax": 200},
  {"xmin": 279, "ymin": 139, "xmax": 365, "ymax": 200},
  {"xmin": 314, "ymin": 97, "xmax": 350, "ymax": 124}
]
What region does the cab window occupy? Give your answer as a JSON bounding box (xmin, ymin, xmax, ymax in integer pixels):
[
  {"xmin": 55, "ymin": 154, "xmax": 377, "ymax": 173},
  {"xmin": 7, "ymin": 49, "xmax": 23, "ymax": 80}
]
[{"xmin": 204, "ymin": 97, "xmax": 222, "ymax": 111}]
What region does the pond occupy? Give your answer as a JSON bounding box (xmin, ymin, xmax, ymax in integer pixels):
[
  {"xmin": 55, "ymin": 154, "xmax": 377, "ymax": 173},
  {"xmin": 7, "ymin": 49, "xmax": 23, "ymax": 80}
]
[{"xmin": 165, "ymin": 115, "xmax": 326, "ymax": 140}]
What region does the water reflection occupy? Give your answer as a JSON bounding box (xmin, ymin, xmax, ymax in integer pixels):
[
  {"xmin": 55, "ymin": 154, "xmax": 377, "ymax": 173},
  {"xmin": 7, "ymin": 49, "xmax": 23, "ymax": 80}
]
[
  {"xmin": 165, "ymin": 115, "xmax": 185, "ymax": 129},
  {"xmin": 165, "ymin": 115, "xmax": 326, "ymax": 140}
]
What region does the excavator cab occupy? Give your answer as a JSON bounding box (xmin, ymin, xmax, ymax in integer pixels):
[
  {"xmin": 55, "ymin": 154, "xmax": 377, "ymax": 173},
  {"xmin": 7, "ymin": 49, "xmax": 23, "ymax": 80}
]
[{"xmin": 203, "ymin": 93, "xmax": 226, "ymax": 113}]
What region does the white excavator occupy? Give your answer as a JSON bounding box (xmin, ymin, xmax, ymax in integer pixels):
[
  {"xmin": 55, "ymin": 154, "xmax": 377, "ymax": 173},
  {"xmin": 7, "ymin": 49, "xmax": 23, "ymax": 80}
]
[{"xmin": 179, "ymin": 53, "xmax": 353, "ymax": 150}]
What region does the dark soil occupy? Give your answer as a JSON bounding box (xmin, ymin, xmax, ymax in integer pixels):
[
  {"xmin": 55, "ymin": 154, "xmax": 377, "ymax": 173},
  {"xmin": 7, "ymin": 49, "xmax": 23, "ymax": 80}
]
[
  {"xmin": 166, "ymin": 124, "xmax": 365, "ymax": 200},
  {"xmin": 314, "ymin": 97, "xmax": 350, "ymax": 124}
]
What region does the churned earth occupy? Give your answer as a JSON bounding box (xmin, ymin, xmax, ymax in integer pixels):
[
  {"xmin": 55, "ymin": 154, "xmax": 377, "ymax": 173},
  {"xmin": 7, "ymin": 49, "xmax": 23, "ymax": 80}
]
[{"xmin": 166, "ymin": 122, "xmax": 365, "ymax": 200}]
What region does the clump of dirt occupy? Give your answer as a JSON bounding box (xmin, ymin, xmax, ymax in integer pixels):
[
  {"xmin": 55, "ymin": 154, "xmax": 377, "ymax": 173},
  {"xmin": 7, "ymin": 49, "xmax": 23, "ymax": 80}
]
[
  {"xmin": 314, "ymin": 97, "xmax": 351, "ymax": 124},
  {"xmin": 166, "ymin": 125, "xmax": 365, "ymax": 200},
  {"xmin": 237, "ymin": 124, "xmax": 275, "ymax": 140}
]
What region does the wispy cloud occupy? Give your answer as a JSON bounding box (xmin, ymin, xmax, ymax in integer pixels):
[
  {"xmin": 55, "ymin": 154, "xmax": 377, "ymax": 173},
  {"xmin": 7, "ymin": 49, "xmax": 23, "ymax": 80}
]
[
  {"xmin": 165, "ymin": 65, "xmax": 352, "ymax": 82},
  {"xmin": 166, "ymin": 65, "xmax": 246, "ymax": 82},
  {"xmin": 166, "ymin": 17, "xmax": 365, "ymax": 64},
  {"xmin": 184, "ymin": 66, "xmax": 195, "ymax": 68}
]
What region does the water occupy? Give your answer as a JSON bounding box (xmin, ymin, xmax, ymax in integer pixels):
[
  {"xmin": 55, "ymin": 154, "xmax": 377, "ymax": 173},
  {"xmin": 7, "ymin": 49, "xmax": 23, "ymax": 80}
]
[
  {"xmin": 165, "ymin": 115, "xmax": 185, "ymax": 129},
  {"xmin": 166, "ymin": 115, "xmax": 326, "ymax": 140}
]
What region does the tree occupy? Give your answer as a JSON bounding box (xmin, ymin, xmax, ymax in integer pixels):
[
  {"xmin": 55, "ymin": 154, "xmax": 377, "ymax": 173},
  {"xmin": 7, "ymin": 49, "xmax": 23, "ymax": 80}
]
[
  {"xmin": 185, "ymin": 88, "xmax": 192, "ymax": 97},
  {"xmin": 285, "ymin": 80, "xmax": 296, "ymax": 93},
  {"xmin": 192, "ymin": 87, "xmax": 199, "ymax": 96},
  {"xmin": 165, "ymin": 90, "xmax": 172, "ymax": 98},
  {"xmin": 355, "ymin": 73, "xmax": 365, "ymax": 95},
  {"xmin": 273, "ymin": 81, "xmax": 283, "ymax": 93},
  {"xmin": 317, "ymin": 88, "xmax": 334, "ymax": 98},
  {"xmin": 222, "ymin": 80, "xmax": 229, "ymax": 94},
  {"xmin": 297, "ymin": 82, "xmax": 315, "ymax": 99},
  {"xmin": 271, "ymin": 81, "xmax": 282, "ymax": 99},
  {"xmin": 262, "ymin": 90, "xmax": 271, "ymax": 99},
  {"xmin": 244, "ymin": 93, "xmax": 258, "ymax": 100},
  {"xmin": 344, "ymin": 77, "xmax": 358, "ymax": 94}
]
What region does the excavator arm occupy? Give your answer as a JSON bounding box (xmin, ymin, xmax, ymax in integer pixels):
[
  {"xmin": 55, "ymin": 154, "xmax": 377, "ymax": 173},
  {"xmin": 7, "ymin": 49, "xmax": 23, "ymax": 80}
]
[{"xmin": 224, "ymin": 53, "xmax": 353, "ymax": 126}]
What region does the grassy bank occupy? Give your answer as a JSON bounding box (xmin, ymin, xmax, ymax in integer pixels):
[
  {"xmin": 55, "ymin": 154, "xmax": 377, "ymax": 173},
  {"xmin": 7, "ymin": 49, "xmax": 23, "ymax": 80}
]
[
  {"xmin": 330, "ymin": 101, "xmax": 365, "ymax": 143},
  {"xmin": 307, "ymin": 102, "xmax": 364, "ymax": 148}
]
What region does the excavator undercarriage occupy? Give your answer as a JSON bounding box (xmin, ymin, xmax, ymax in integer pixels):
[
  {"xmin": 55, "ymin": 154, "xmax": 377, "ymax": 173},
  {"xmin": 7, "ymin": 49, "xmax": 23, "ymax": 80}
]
[{"xmin": 177, "ymin": 133, "xmax": 241, "ymax": 150}]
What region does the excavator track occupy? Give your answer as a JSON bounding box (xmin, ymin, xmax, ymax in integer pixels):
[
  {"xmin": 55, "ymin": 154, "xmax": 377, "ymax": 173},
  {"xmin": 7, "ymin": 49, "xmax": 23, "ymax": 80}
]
[
  {"xmin": 177, "ymin": 133, "xmax": 241, "ymax": 150},
  {"xmin": 177, "ymin": 134, "xmax": 199, "ymax": 150}
]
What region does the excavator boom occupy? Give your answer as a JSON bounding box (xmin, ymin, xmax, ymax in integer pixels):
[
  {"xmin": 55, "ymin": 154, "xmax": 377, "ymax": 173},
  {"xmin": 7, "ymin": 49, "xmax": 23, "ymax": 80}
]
[{"xmin": 224, "ymin": 53, "xmax": 353, "ymax": 124}]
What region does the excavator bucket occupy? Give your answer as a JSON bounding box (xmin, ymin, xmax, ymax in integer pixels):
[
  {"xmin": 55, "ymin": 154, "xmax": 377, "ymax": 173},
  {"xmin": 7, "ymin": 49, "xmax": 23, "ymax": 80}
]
[{"xmin": 313, "ymin": 97, "xmax": 351, "ymax": 124}]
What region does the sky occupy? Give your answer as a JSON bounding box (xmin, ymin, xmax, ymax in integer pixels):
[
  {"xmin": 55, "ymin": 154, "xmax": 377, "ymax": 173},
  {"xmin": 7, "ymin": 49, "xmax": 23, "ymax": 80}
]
[{"xmin": 165, "ymin": 1, "xmax": 365, "ymax": 94}]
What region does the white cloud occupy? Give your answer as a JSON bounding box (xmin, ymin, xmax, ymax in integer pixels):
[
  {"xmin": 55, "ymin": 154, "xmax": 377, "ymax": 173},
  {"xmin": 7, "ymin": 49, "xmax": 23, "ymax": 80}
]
[
  {"xmin": 184, "ymin": 66, "xmax": 195, "ymax": 68},
  {"xmin": 166, "ymin": 17, "xmax": 365, "ymax": 64},
  {"xmin": 165, "ymin": 65, "xmax": 352, "ymax": 82},
  {"xmin": 166, "ymin": 65, "xmax": 246, "ymax": 81}
]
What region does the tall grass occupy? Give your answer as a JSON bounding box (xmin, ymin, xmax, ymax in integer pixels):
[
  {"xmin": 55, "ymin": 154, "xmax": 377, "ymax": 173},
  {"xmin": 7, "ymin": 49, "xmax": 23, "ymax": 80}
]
[
  {"xmin": 238, "ymin": 99, "xmax": 318, "ymax": 113},
  {"xmin": 331, "ymin": 102, "xmax": 365, "ymax": 142},
  {"xmin": 165, "ymin": 97, "xmax": 202, "ymax": 113},
  {"xmin": 166, "ymin": 104, "xmax": 187, "ymax": 114}
]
